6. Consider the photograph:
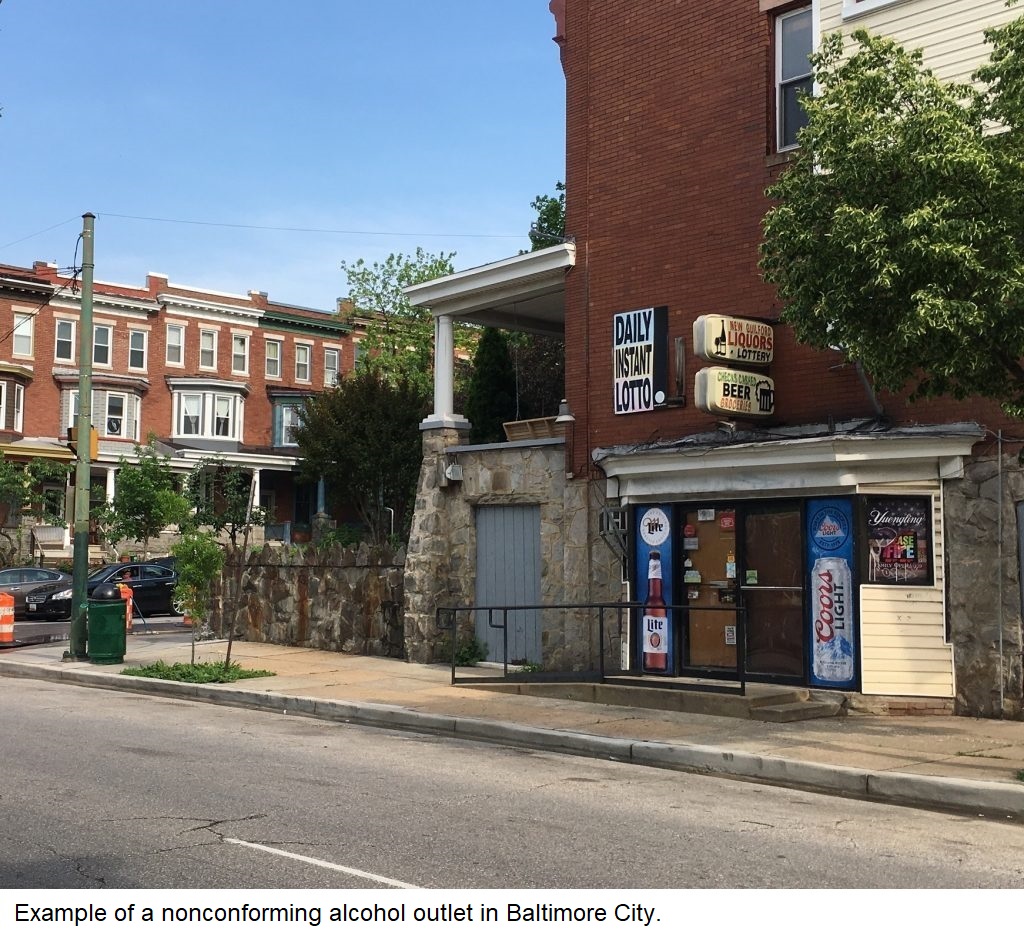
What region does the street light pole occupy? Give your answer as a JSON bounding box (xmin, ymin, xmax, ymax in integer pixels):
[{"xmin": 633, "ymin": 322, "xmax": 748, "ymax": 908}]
[{"xmin": 66, "ymin": 212, "xmax": 95, "ymax": 662}]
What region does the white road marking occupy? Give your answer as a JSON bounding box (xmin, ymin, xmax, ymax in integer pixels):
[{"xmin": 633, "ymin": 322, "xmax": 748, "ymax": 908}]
[{"xmin": 225, "ymin": 838, "xmax": 420, "ymax": 888}]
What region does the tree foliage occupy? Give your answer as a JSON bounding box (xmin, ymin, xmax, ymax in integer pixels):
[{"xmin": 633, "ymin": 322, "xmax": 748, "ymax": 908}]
[
  {"xmin": 528, "ymin": 181, "xmax": 566, "ymax": 249},
  {"xmin": 0, "ymin": 456, "xmax": 69, "ymax": 527},
  {"xmin": 341, "ymin": 248, "xmax": 456, "ymax": 398},
  {"xmin": 183, "ymin": 458, "xmax": 266, "ymax": 550},
  {"xmin": 761, "ymin": 14, "xmax": 1024, "ymax": 415},
  {"xmin": 171, "ymin": 530, "xmax": 227, "ymax": 663},
  {"xmin": 100, "ymin": 441, "xmax": 189, "ymax": 558},
  {"xmin": 294, "ymin": 369, "xmax": 430, "ymax": 545},
  {"xmin": 464, "ymin": 327, "xmax": 518, "ymax": 443}
]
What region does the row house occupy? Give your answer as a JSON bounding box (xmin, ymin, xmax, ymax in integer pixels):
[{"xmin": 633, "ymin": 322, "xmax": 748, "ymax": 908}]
[
  {"xmin": 402, "ymin": 0, "xmax": 1024, "ymax": 718},
  {"xmin": 0, "ymin": 260, "xmax": 359, "ymax": 557}
]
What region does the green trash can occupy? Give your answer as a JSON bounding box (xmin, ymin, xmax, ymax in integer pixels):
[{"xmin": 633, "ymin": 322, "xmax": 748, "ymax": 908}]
[{"xmin": 88, "ymin": 585, "xmax": 127, "ymax": 665}]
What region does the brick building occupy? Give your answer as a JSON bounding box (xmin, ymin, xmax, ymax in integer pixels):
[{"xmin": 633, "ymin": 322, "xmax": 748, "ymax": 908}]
[
  {"xmin": 403, "ymin": 0, "xmax": 1024, "ymax": 718},
  {"xmin": 0, "ymin": 260, "xmax": 359, "ymax": 559}
]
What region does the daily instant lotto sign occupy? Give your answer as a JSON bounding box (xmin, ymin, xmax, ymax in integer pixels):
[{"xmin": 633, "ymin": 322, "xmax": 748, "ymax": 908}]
[{"xmin": 613, "ymin": 306, "xmax": 667, "ymax": 414}]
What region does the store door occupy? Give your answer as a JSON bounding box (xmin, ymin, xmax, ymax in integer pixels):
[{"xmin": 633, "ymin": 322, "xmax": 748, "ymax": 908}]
[{"xmin": 740, "ymin": 504, "xmax": 805, "ymax": 680}]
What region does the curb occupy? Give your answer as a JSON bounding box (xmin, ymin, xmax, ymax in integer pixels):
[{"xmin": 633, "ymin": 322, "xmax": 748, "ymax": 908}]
[{"xmin": 3, "ymin": 661, "xmax": 1022, "ymax": 820}]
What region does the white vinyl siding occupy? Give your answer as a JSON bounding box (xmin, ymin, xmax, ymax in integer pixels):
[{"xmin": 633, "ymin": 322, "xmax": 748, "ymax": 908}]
[{"xmin": 857, "ymin": 482, "xmax": 953, "ymax": 697}]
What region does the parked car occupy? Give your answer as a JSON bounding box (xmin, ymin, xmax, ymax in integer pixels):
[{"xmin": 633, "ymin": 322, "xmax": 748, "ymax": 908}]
[
  {"xmin": 30, "ymin": 562, "xmax": 183, "ymax": 620},
  {"xmin": 0, "ymin": 567, "xmax": 73, "ymax": 620}
]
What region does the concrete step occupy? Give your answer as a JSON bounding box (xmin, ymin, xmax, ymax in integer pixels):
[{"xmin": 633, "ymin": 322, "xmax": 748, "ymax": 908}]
[{"xmin": 750, "ymin": 699, "xmax": 844, "ymax": 723}]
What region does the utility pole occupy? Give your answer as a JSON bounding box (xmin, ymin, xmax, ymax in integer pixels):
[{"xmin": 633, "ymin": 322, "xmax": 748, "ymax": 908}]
[{"xmin": 65, "ymin": 213, "xmax": 95, "ymax": 661}]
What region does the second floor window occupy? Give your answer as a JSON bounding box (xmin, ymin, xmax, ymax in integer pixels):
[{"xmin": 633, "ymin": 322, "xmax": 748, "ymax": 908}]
[
  {"xmin": 265, "ymin": 339, "xmax": 282, "ymax": 379},
  {"xmin": 200, "ymin": 329, "xmax": 217, "ymax": 369},
  {"xmin": 171, "ymin": 388, "xmax": 244, "ymax": 441},
  {"xmin": 777, "ymin": 6, "xmax": 812, "ymax": 151},
  {"xmin": 280, "ymin": 404, "xmax": 300, "ymax": 446},
  {"xmin": 295, "ymin": 343, "xmax": 311, "ymax": 382},
  {"xmin": 94, "ymin": 325, "xmax": 111, "ymax": 367},
  {"xmin": 55, "ymin": 320, "xmax": 75, "ymax": 362},
  {"xmin": 180, "ymin": 393, "xmax": 202, "ymax": 435},
  {"xmin": 13, "ymin": 314, "xmax": 33, "ymax": 357},
  {"xmin": 13, "ymin": 384, "xmax": 23, "ymax": 433},
  {"xmin": 324, "ymin": 349, "xmax": 339, "ymax": 387},
  {"xmin": 232, "ymin": 335, "xmax": 249, "ymax": 374},
  {"xmin": 128, "ymin": 330, "xmax": 147, "ymax": 370},
  {"xmin": 105, "ymin": 393, "xmax": 128, "ymax": 437},
  {"xmin": 166, "ymin": 324, "xmax": 184, "ymax": 366}
]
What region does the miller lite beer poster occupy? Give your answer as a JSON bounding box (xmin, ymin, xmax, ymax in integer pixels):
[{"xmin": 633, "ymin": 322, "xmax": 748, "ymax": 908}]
[
  {"xmin": 635, "ymin": 505, "xmax": 673, "ymax": 673},
  {"xmin": 806, "ymin": 498, "xmax": 857, "ymax": 689}
]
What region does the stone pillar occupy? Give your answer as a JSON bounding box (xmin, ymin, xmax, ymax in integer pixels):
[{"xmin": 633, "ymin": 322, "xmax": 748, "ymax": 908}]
[{"xmin": 403, "ymin": 425, "xmax": 468, "ymax": 661}]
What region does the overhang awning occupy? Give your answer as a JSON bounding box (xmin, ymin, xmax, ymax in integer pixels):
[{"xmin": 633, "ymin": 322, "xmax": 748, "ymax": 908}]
[
  {"xmin": 404, "ymin": 242, "xmax": 575, "ymax": 336},
  {"xmin": 0, "ymin": 439, "xmax": 75, "ymax": 463},
  {"xmin": 594, "ymin": 421, "xmax": 985, "ymax": 503}
]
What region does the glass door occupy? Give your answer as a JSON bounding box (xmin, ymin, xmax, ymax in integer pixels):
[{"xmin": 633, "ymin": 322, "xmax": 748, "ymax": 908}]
[{"xmin": 741, "ymin": 504, "xmax": 805, "ymax": 680}]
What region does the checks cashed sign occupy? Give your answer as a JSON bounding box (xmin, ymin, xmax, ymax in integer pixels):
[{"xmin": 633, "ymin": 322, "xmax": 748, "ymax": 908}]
[
  {"xmin": 694, "ymin": 367, "xmax": 775, "ymax": 418},
  {"xmin": 613, "ymin": 306, "xmax": 668, "ymax": 414}
]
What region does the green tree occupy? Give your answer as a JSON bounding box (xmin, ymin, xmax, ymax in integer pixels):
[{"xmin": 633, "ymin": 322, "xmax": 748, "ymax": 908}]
[
  {"xmin": 171, "ymin": 531, "xmax": 226, "ymax": 663},
  {"xmin": 100, "ymin": 440, "xmax": 189, "ymax": 558},
  {"xmin": 528, "ymin": 180, "xmax": 566, "ymax": 249},
  {"xmin": 294, "ymin": 369, "xmax": 430, "ymax": 545},
  {"xmin": 341, "ymin": 248, "xmax": 457, "ymax": 397},
  {"xmin": 464, "ymin": 327, "xmax": 518, "ymax": 443},
  {"xmin": 0, "ymin": 456, "xmax": 69, "ymax": 527},
  {"xmin": 183, "ymin": 458, "xmax": 266, "ymax": 551},
  {"xmin": 761, "ymin": 16, "xmax": 1024, "ymax": 414}
]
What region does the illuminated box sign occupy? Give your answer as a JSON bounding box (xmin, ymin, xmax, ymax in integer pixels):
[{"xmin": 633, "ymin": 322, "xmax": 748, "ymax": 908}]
[
  {"xmin": 612, "ymin": 306, "xmax": 667, "ymax": 414},
  {"xmin": 693, "ymin": 315, "xmax": 774, "ymax": 365},
  {"xmin": 694, "ymin": 367, "xmax": 775, "ymax": 418}
]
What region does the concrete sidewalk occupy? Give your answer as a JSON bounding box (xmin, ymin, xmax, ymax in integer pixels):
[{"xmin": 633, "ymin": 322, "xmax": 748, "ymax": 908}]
[{"xmin": 2, "ymin": 631, "xmax": 1023, "ymax": 820}]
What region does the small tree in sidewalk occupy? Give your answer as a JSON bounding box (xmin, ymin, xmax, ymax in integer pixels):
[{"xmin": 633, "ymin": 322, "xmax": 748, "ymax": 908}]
[{"xmin": 171, "ymin": 530, "xmax": 226, "ymax": 665}]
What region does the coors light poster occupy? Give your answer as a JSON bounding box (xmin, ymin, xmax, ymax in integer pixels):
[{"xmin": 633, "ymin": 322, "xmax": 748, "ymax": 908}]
[{"xmin": 806, "ymin": 498, "xmax": 857, "ymax": 689}]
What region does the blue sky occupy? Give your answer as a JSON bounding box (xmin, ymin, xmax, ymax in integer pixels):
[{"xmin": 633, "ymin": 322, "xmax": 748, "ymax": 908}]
[{"xmin": 0, "ymin": 1, "xmax": 565, "ymax": 309}]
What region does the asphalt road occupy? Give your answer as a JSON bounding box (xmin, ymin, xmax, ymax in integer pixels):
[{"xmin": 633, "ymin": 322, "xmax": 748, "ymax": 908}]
[
  {"xmin": 8, "ymin": 615, "xmax": 184, "ymax": 648},
  {"xmin": 2, "ymin": 679, "xmax": 1023, "ymax": 891}
]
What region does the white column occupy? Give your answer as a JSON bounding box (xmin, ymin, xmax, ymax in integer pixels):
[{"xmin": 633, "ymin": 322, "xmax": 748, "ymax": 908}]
[
  {"xmin": 251, "ymin": 468, "xmax": 261, "ymax": 514},
  {"xmin": 421, "ymin": 313, "xmax": 468, "ymax": 429},
  {"xmin": 105, "ymin": 467, "xmax": 116, "ymax": 504}
]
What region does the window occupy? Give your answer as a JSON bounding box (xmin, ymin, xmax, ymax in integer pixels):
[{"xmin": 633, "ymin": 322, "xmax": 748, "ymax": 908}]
[
  {"xmin": 13, "ymin": 384, "xmax": 23, "ymax": 433},
  {"xmin": 166, "ymin": 324, "xmax": 185, "ymax": 366},
  {"xmin": 105, "ymin": 393, "xmax": 127, "ymax": 437},
  {"xmin": 55, "ymin": 320, "xmax": 76, "ymax": 362},
  {"xmin": 280, "ymin": 404, "xmax": 300, "ymax": 446},
  {"xmin": 93, "ymin": 325, "xmax": 111, "ymax": 367},
  {"xmin": 13, "ymin": 313, "xmax": 33, "ymax": 357},
  {"xmin": 128, "ymin": 329, "xmax": 147, "ymax": 370},
  {"xmin": 265, "ymin": 339, "xmax": 282, "ymax": 379},
  {"xmin": 295, "ymin": 343, "xmax": 311, "ymax": 382},
  {"xmin": 324, "ymin": 349, "xmax": 339, "ymax": 387},
  {"xmin": 0, "ymin": 382, "xmax": 6, "ymax": 429},
  {"xmin": 180, "ymin": 394, "xmax": 202, "ymax": 435},
  {"xmin": 776, "ymin": 6, "xmax": 812, "ymax": 151},
  {"xmin": 214, "ymin": 395, "xmax": 234, "ymax": 437},
  {"xmin": 200, "ymin": 329, "xmax": 217, "ymax": 370},
  {"xmin": 232, "ymin": 334, "xmax": 249, "ymax": 374}
]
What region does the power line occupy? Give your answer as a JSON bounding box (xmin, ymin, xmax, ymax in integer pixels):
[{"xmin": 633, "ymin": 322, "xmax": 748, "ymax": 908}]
[
  {"xmin": 0, "ymin": 216, "xmax": 82, "ymax": 252},
  {"xmin": 98, "ymin": 212, "xmax": 526, "ymax": 240}
]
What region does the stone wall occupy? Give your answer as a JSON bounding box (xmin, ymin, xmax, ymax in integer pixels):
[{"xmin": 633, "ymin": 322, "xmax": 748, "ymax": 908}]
[
  {"xmin": 403, "ymin": 429, "xmax": 623, "ymax": 667},
  {"xmin": 944, "ymin": 453, "xmax": 1024, "ymax": 718},
  {"xmin": 210, "ymin": 541, "xmax": 405, "ymax": 657}
]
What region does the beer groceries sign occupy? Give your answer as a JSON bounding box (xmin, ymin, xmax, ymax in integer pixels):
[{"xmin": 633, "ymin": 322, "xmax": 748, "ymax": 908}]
[
  {"xmin": 692, "ymin": 314, "xmax": 775, "ymax": 419},
  {"xmin": 613, "ymin": 306, "xmax": 668, "ymax": 414}
]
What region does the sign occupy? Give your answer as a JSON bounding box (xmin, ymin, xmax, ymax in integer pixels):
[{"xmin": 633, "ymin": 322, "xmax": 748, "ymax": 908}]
[
  {"xmin": 864, "ymin": 496, "xmax": 932, "ymax": 585},
  {"xmin": 694, "ymin": 367, "xmax": 775, "ymax": 418},
  {"xmin": 635, "ymin": 505, "xmax": 674, "ymax": 674},
  {"xmin": 613, "ymin": 306, "xmax": 668, "ymax": 414},
  {"xmin": 807, "ymin": 498, "xmax": 857, "ymax": 689},
  {"xmin": 693, "ymin": 315, "xmax": 775, "ymax": 365}
]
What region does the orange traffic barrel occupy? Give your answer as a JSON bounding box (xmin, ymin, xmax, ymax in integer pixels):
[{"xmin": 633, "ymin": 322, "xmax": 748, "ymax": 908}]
[
  {"xmin": 0, "ymin": 592, "xmax": 14, "ymax": 643},
  {"xmin": 118, "ymin": 584, "xmax": 134, "ymax": 633}
]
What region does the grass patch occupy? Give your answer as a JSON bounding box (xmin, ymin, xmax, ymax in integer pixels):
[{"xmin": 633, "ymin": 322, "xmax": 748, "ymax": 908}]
[{"xmin": 122, "ymin": 660, "xmax": 274, "ymax": 684}]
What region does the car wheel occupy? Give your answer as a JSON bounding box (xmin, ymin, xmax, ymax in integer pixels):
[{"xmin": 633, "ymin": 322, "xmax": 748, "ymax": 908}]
[{"xmin": 172, "ymin": 597, "xmax": 186, "ymax": 616}]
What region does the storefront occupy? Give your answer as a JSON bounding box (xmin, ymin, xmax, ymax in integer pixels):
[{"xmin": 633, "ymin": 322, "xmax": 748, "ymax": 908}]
[{"xmin": 597, "ymin": 422, "xmax": 983, "ymax": 699}]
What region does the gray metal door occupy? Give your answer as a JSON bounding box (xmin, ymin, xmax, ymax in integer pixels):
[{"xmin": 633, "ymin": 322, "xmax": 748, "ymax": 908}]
[{"xmin": 475, "ymin": 505, "xmax": 541, "ymax": 664}]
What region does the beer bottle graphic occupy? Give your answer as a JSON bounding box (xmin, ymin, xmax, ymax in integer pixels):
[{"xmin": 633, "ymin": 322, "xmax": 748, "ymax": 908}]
[{"xmin": 642, "ymin": 550, "xmax": 669, "ymax": 671}]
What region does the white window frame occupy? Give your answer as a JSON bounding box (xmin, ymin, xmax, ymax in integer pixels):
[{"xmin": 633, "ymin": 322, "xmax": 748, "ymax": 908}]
[
  {"xmin": 105, "ymin": 393, "xmax": 128, "ymax": 438},
  {"xmin": 14, "ymin": 384, "xmax": 24, "ymax": 433},
  {"xmin": 265, "ymin": 339, "xmax": 282, "ymax": 379},
  {"xmin": 295, "ymin": 343, "xmax": 311, "ymax": 383},
  {"xmin": 281, "ymin": 404, "xmax": 301, "ymax": 446},
  {"xmin": 179, "ymin": 393, "xmax": 203, "ymax": 436},
  {"xmin": 172, "ymin": 389, "xmax": 244, "ymax": 442},
  {"xmin": 166, "ymin": 324, "xmax": 185, "ymax": 367},
  {"xmin": 128, "ymin": 329, "xmax": 148, "ymax": 371},
  {"xmin": 776, "ymin": 6, "xmax": 813, "ymax": 152},
  {"xmin": 232, "ymin": 334, "xmax": 250, "ymax": 375},
  {"xmin": 55, "ymin": 319, "xmax": 76, "ymax": 363},
  {"xmin": 213, "ymin": 394, "xmax": 235, "ymax": 438},
  {"xmin": 13, "ymin": 313, "xmax": 33, "ymax": 358},
  {"xmin": 0, "ymin": 382, "xmax": 6, "ymax": 429},
  {"xmin": 199, "ymin": 329, "xmax": 218, "ymax": 371},
  {"xmin": 324, "ymin": 348, "xmax": 339, "ymax": 387},
  {"xmin": 93, "ymin": 324, "xmax": 112, "ymax": 368}
]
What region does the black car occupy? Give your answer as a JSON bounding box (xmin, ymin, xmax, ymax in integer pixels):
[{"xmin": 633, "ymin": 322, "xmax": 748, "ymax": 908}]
[
  {"xmin": 0, "ymin": 567, "xmax": 73, "ymax": 620},
  {"xmin": 33, "ymin": 562, "xmax": 183, "ymax": 619}
]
